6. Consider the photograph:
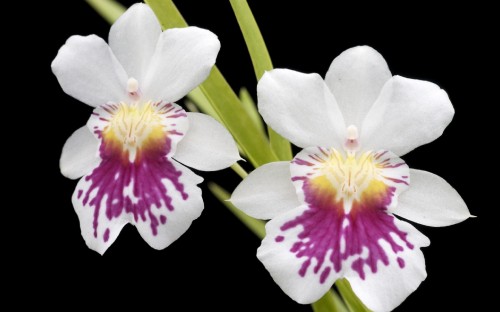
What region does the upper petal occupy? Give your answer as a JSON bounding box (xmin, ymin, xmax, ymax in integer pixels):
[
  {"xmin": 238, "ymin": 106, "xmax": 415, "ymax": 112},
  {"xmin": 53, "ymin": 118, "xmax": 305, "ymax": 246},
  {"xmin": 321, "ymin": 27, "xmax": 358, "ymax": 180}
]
[
  {"xmin": 257, "ymin": 69, "xmax": 346, "ymax": 148},
  {"xmin": 360, "ymin": 75, "xmax": 454, "ymax": 156},
  {"xmin": 60, "ymin": 126, "xmax": 100, "ymax": 179},
  {"xmin": 324, "ymin": 46, "xmax": 392, "ymax": 127},
  {"xmin": 173, "ymin": 113, "xmax": 240, "ymax": 171},
  {"xmin": 231, "ymin": 162, "xmax": 300, "ymax": 220},
  {"xmin": 393, "ymin": 169, "xmax": 471, "ymax": 227},
  {"xmin": 346, "ymin": 218, "xmax": 429, "ymax": 312},
  {"xmin": 52, "ymin": 35, "xmax": 128, "ymax": 107},
  {"xmin": 109, "ymin": 3, "xmax": 161, "ymax": 82},
  {"xmin": 142, "ymin": 27, "xmax": 220, "ymax": 103}
]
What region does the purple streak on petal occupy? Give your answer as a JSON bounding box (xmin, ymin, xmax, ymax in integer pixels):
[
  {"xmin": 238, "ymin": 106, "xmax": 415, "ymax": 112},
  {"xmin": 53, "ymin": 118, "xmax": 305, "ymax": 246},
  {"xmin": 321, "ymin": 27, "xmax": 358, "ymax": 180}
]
[
  {"xmin": 103, "ymin": 228, "xmax": 110, "ymax": 242},
  {"xmin": 383, "ymin": 176, "xmax": 409, "ymax": 185},
  {"xmin": 168, "ymin": 130, "xmax": 184, "ymax": 136},
  {"xmin": 320, "ymin": 266, "xmax": 331, "ymax": 284},
  {"xmin": 292, "ymin": 158, "xmax": 315, "ymax": 166},
  {"xmin": 374, "ymin": 151, "xmax": 388, "ymax": 160}
]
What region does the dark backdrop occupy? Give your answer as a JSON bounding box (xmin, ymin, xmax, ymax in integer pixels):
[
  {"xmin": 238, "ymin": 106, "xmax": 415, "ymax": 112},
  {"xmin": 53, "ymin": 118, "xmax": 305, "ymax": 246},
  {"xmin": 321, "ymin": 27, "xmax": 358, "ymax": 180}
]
[{"xmin": 27, "ymin": 1, "xmax": 488, "ymax": 310}]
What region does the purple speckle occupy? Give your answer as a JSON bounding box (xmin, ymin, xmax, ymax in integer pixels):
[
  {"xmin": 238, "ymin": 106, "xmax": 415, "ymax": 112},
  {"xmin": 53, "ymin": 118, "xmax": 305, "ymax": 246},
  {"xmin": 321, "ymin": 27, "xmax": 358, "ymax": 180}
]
[
  {"xmin": 397, "ymin": 257, "xmax": 405, "ymax": 268},
  {"xmin": 160, "ymin": 215, "xmax": 167, "ymax": 224},
  {"xmin": 275, "ymin": 235, "xmax": 284, "ymax": 242},
  {"xmin": 320, "ymin": 266, "xmax": 331, "ymax": 284},
  {"xmin": 77, "ymin": 190, "xmax": 83, "ymax": 199},
  {"xmin": 103, "ymin": 228, "xmax": 110, "ymax": 242}
]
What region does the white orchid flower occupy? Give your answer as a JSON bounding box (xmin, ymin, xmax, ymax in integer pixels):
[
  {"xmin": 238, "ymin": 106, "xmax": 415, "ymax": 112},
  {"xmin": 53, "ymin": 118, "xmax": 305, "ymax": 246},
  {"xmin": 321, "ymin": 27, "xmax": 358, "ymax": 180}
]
[
  {"xmin": 53, "ymin": 4, "xmax": 239, "ymax": 255},
  {"xmin": 231, "ymin": 46, "xmax": 471, "ymax": 312}
]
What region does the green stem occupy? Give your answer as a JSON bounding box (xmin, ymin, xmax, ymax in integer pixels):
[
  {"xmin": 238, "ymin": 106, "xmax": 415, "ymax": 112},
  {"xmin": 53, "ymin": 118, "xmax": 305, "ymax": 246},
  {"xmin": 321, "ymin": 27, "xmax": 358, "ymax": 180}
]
[
  {"xmin": 208, "ymin": 182, "xmax": 265, "ymax": 239},
  {"xmin": 231, "ymin": 163, "xmax": 248, "ymax": 179},
  {"xmin": 86, "ymin": 0, "xmax": 125, "ymax": 24},
  {"xmin": 312, "ymin": 290, "xmax": 349, "ymax": 312},
  {"xmin": 229, "ymin": 0, "xmax": 292, "ymax": 161},
  {"xmin": 336, "ymin": 279, "xmax": 371, "ymax": 312}
]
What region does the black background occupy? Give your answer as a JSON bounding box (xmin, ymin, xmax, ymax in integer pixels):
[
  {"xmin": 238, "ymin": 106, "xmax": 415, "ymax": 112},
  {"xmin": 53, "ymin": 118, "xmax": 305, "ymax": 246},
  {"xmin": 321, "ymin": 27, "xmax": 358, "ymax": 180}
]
[{"xmin": 26, "ymin": 1, "xmax": 489, "ymax": 310}]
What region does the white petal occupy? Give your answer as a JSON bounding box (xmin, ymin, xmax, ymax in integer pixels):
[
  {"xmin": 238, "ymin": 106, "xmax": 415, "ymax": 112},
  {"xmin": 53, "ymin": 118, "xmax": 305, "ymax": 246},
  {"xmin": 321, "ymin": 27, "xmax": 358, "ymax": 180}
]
[
  {"xmin": 109, "ymin": 3, "xmax": 161, "ymax": 82},
  {"xmin": 257, "ymin": 69, "xmax": 346, "ymax": 148},
  {"xmin": 257, "ymin": 205, "xmax": 341, "ymax": 304},
  {"xmin": 60, "ymin": 126, "xmax": 100, "ymax": 179},
  {"xmin": 361, "ymin": 76, "xmax": 454, "ymax": 156},
  {"xmin": 142, "ymin": 27, "xmax": 220, "ymax": 103},
  {"xmin": 324, "ymin": 46, "xmax": 392, "ymax": 127},
  {"xmin": 393, "ymin": 169, "xmax": 471, "ymax": 227},
  {"xmin": 346, "ymin": 218, "xmax": 429, "ymax": 312},
  {"xmin": 173, "ymin": 113, "xmax": 240, "ymax": 171},
  {"xmin": 135, "ymin": 161, "xmax": 204, "ymax": 250},
  {"xmin": 230, "ymin": 162, "xmax": 300, "ymax": 220},
  {"xmin": 52, "ymin": 35, "xmax": 128, "ymax": 107}
]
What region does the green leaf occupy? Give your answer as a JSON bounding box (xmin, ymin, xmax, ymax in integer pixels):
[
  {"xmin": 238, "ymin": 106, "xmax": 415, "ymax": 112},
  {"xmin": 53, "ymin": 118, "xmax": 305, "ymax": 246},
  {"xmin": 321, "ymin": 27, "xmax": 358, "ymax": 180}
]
[
  {"xmin": 187, "ymin": 87, "xmax": 222, "ymax": 123},
  {"xmin": 230, "ymin": 163, "xmax": 249, "ymax": 179},
  {"xmin": 268, "ymin": 128, "xmax": 293, "ymax": 161},
  {"xmin": 229, "ymin": 0, "xmax": 292, "ymax": 161},
  {"xmin": 145, "ymin": 0, "xmax": 278, "ymax": 168},
  {"xmin": 208, "ymin": 182, "xmax": 265, "ymax": 239},
  {"xmin": 336, "ymin": 279, "xmax": 372, "ymax": 312},
  {"xmin": 144, "ymin": 0, "xmax": 188, "ymax": 28},
  {"xmin": 239, "ymin": 87, "xmax": 265, "ymax": 135},
  {"xmin": 197, "ymin": 69, "xmax": 277, "ymax": 167},
  {"xmin": 86, "ymin": 0, "xmax": 125, "ymax": 24},
  {"xmin": 229, "ymin": 0, "xmax": 272, "ymax": 80},
  {"xmin": 312, "ymin": 290, "xmax": 349, "ymax": 312}
]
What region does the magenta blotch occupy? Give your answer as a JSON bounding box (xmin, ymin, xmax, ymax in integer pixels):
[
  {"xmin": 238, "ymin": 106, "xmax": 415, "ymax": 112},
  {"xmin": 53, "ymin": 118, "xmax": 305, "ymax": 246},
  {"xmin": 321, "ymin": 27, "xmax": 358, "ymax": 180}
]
[
  {"xmin": 278, "ymin": 150, "xmax": 413, "ymax": 283},
  {"xmin": 279, "ymin": 182, "xmax": 412, "ymax": 282}
]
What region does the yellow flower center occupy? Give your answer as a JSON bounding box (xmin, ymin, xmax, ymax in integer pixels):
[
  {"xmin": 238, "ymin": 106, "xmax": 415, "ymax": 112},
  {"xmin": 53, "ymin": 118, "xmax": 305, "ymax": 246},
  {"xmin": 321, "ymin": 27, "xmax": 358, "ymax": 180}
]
[{"xmin": 103, "ymin": 101, "xmax": 165, "ymax": 161}]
